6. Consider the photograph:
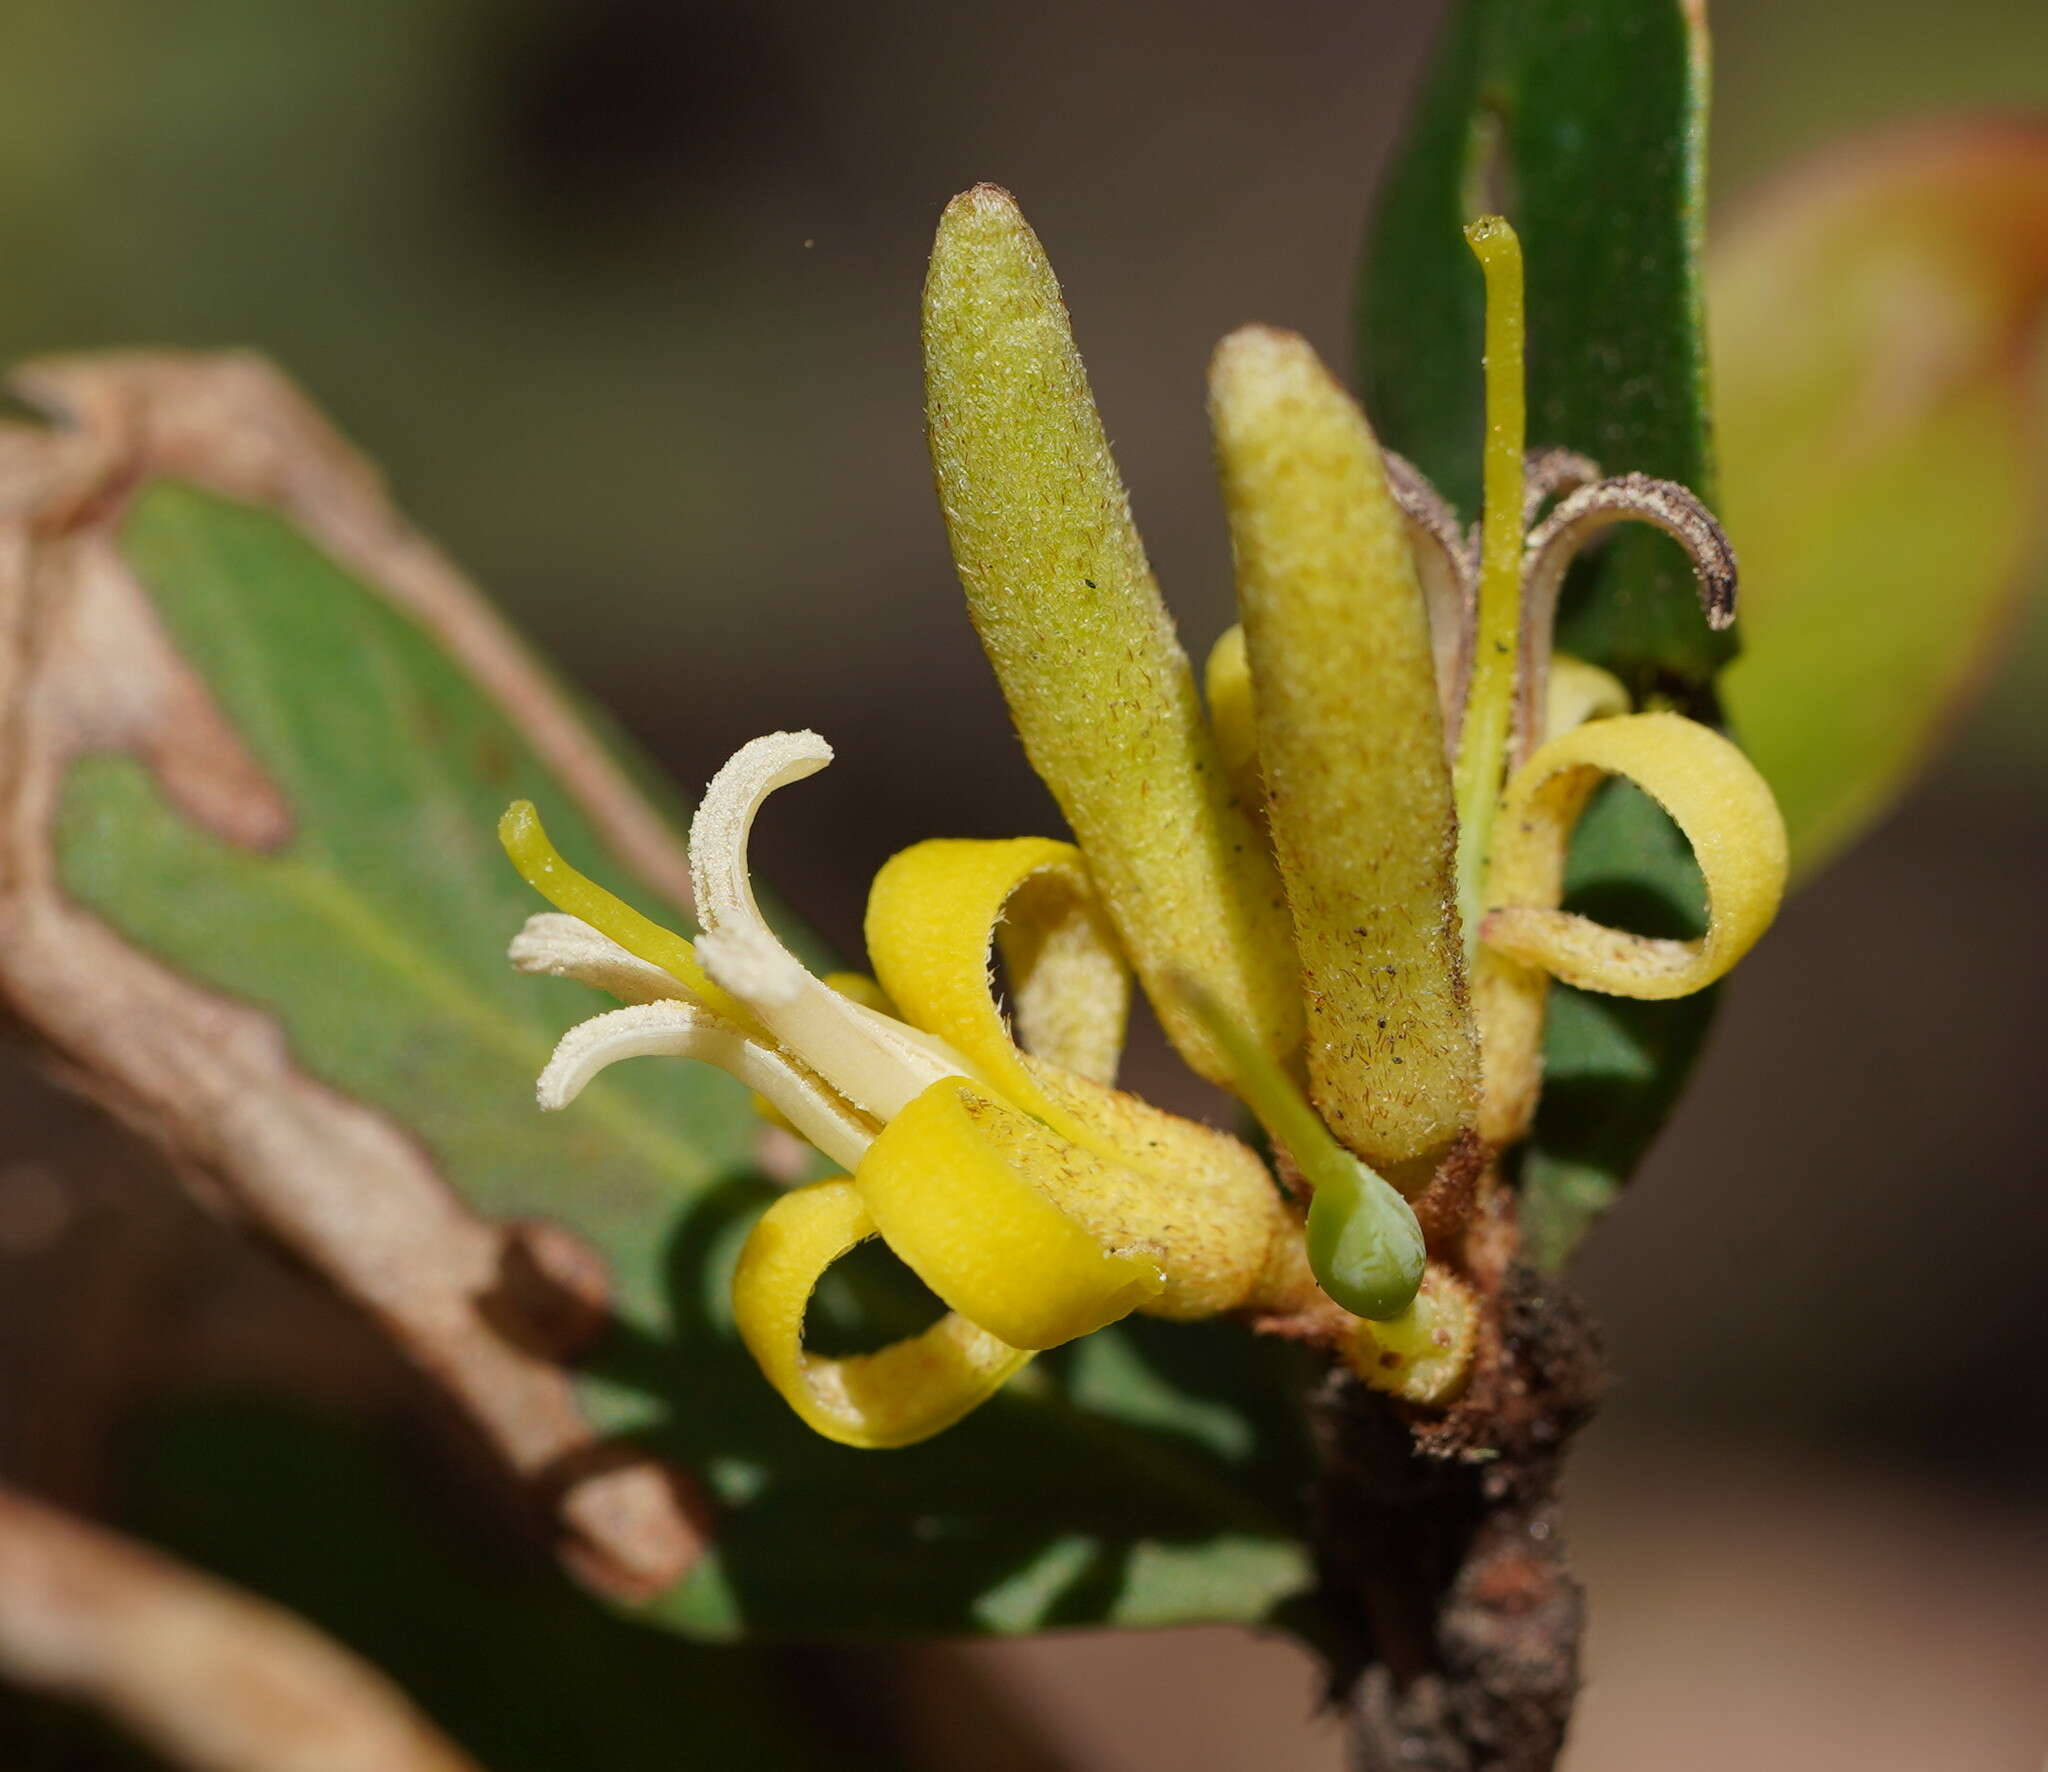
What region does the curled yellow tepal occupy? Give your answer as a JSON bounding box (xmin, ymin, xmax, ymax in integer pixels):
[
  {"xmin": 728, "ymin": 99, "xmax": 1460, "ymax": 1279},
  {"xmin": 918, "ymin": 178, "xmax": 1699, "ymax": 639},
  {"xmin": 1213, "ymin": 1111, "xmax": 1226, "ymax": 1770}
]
[
  {"xmin": 503, "ymin": 729, "xmax": 1313, "ymax": 1448},
  {"xmin": 500, "ymin": 191, "xmax": 1787, "ymax": 1447},
  {"xmin": 1485, "ymin": 713, "xmax": 1787, "ymax": 1000}
]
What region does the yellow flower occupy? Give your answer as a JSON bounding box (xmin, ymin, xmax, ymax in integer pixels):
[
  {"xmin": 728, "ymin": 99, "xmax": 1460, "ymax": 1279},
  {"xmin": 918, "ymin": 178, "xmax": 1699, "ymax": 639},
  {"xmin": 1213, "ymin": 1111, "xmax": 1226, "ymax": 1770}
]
[
  {"xmin": 500, "ymin": 187, "xmax": 1788, "ymax": 1450},
  {"xmin": 500, "ymin": 739, "xmax": 1326, "ymax": 1449}
]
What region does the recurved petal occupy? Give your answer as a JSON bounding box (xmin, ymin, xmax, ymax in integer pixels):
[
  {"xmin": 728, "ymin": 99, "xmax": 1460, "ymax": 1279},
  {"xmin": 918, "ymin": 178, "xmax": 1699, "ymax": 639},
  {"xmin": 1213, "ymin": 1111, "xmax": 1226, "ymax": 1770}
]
[
  {"xmin": 854, "ymin": 1078, "xmax": 1164, "ymax": 1351},
  {"xmin": 1208, "ymin": 325, "xmax": 1477, "ymax": 1179},
  {"xmin": 1021, "ymin": 1060, "xmax": 1314, "ymax": 1321},
  {"xmin": 1513, "ymin": 475, "xmax": 1735, "ymax": 769},
  {"xmin": 866, "ymin": 835, "xmax": 1129, "ymax": 1094},
  {"xmin": 732, "ymin": 1178, "xmax": 1032, "ymax": 1449},
  {"xmin": 922, "ymin": 184, "xmax": 1301, "ymax": 1086},
  {"xmin": 1481, "ymin": 712, "xmax": 1787, "ymax": 999},
  {"xmin": 1381, "ymin": 451, "xmax": 1478, "ymax": 741},
  {"xmin": 865, "ymin": 836, "xmax": 1306, "ymax": 1319}
]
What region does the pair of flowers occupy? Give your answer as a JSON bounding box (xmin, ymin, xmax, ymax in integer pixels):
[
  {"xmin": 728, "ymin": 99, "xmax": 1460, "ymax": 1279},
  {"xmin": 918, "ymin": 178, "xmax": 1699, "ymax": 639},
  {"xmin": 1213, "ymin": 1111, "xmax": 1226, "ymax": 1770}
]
[{"xmin": 502, "ymin": 188, "xmax": 1785, "ymax": 1448}]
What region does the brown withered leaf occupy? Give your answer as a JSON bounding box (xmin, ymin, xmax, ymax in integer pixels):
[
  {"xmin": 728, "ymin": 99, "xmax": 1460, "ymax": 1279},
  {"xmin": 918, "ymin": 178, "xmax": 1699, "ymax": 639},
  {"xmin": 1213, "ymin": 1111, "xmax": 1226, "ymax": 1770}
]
[{"xmin": 0, "ymin": 354, "xmax": 714, "ymax": 1601}]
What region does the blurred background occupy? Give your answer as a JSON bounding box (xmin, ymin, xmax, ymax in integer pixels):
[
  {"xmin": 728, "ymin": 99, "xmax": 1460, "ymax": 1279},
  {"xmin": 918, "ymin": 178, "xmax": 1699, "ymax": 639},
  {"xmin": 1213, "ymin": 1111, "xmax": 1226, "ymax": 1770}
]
[{"xmin": 0, "ymin": 1, "xmax": 2041, "ymax": 1767}]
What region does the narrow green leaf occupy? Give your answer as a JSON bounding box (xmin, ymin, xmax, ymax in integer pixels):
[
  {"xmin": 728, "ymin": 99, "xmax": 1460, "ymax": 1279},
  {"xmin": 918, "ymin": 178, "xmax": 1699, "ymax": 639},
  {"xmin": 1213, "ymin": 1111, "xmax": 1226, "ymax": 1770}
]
[
  {"xmin": 1358, "ymin": 0, "xmax": 1724, "ymax": 1260},
  {"xmin": 1515, "ymin": 780, "xmax": 1713, "ymax": 1271},
  {"xmin": 1359, "ymin": 0, "xmax": 1721, "ymax": 688},
  {"xmin": 112, "ymin": 1400, "xmax": 867, "ymax": 1772},
  {"xmin": 52, "ymin": 475, "xmax": 1313, "ymax": 1639}
]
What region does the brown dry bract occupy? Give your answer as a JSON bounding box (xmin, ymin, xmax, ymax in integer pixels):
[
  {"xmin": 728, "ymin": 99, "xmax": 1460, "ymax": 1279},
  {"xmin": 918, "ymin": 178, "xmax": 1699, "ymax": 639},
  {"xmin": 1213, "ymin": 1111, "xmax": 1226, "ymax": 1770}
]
[
  {"xmin": 0, "ymin": 354, "xmax": 701, "ymax": 1599},
  {"xmin": 0, "ymin": 1482, "xmax": 486, "ymax": 1771}
]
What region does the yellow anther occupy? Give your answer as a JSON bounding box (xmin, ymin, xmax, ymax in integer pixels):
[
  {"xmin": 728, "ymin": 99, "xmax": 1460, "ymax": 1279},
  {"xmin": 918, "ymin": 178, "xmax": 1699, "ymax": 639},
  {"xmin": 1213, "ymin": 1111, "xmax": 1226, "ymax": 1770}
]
[{"xmin": 731, "ymin": 1178, "xmax": 1032, "ymax": 1449}]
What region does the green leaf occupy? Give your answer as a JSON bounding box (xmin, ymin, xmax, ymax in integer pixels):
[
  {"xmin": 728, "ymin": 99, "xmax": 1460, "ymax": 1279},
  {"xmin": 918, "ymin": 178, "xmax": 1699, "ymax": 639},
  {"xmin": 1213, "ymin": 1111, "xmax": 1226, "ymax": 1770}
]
[
  {"xmin": 1358, "ymin": 0, "xmax": 1723, "ymax": 1262},
  {"xmin": 1714, "ymin": 125, "xmax": 2048, "ymax": 877},
  {"xmin": 1360, "ymin": 0, "xmax": 1721, "ymax": 685},
  {"xmin": 53, "ymin": 476, "xmax": 1313, "ymax": 1639},
  {"xmin": 108, "ymin": 1399, "xmax": 869, "ymax": 1772},
  {"xmin": 1515, "ymin": 780, "xmax": 1713, "ymax": 1272}
]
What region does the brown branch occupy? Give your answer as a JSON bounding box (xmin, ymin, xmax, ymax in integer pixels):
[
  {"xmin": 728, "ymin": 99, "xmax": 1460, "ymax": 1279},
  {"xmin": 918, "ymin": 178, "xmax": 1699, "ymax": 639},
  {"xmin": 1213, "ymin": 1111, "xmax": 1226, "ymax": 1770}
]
[
  {"xmin": 1255, "ymin": 1142, "xmax": 1606, "ymax": 1766},
  {"xmin": 1312, "ymin": 1194, "xmax": 1605, "ymax": 1771},
  {"xmin": 0, "ymin": 1483, "xmax": 485, "ymax": 1772}
]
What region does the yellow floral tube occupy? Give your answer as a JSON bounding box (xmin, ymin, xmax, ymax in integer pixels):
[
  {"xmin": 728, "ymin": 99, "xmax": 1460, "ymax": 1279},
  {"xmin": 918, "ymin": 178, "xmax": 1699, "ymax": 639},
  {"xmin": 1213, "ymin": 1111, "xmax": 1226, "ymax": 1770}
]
[
  {"xmin": 1209, "ymin": 324, "xmax": 1477, "ymax": 1182},
  {"xmin": 732, "ymin": 1179, "xmax": 1032, "ymax": 1449},
  {"xmin": 1482, "ymin": 711, "xmax": 1788, "ymax": 998},
  {"xmin": 922, "ymin": 184, "xmax": 1301, "ymax": 1086}
]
